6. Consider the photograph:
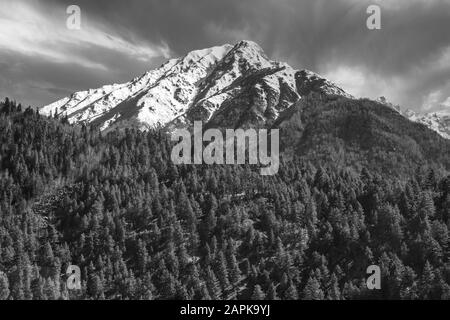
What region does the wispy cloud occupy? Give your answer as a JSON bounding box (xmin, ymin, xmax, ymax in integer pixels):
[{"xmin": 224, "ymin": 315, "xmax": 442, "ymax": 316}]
[
  {"xmin": 0, "ymin": 0, "xmax": 449, "ymax": 113},
  {"xmin": 0, "ymin": 0, "xmax": 171, "ymax": 70}
]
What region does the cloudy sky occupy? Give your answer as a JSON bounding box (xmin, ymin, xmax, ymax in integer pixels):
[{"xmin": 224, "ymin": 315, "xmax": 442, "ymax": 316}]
[{"xmin": 1, "ymin": 0, "xmax": 450, "ymax": 113}]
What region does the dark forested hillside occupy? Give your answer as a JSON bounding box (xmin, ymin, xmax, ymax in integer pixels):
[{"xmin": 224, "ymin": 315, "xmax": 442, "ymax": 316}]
[
  {"xmin": 0, "ymin": 97, "xmax": 449, "ymax": 300},
  {"xmin": 277, "ymin": 94, "xmax": 450, "ymax": 178}
]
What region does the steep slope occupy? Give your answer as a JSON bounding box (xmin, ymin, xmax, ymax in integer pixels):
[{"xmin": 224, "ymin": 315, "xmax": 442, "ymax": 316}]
[
  {"xmin": 403, "ymin": 110, "xmax": 450, "ymax": 140},
  {"xmin": 375, "ymin": 97, "xmax": 450, "ymax": 140},
  {"xmin": 40, "ymin": 40, "xmax": 449, "ymax": 140},
  {"xmin": 4, "ymin": 99, "xmax": 450, "ymax": 301},
  {"xmin": 275, "ymin": 95, "xmax": 450, "ymax": 177},
  {"xmin": 40, "ymin": 41, "xmax": 349, "ymax": 131},
  {"xmin": 41, "ymin": 44, "xmax": 233, "ymax": 130}
]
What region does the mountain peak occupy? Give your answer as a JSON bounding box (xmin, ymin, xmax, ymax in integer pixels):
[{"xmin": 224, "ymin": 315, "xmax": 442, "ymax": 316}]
[
  {"xmin": 234, "ymin": 40, "xmax": 264, "ymax": 50},
  {"xmin": 295, "ymin": 69, "xmax": 353, "ymax": 98},
  {"xmin": 228, "ymin": 40, "xmax": 269, "ymax": 60},
  {"xmin": 179, "ymin": 44, "xmax": 233, "ymax": 68},
  {"xmin": 40, "ymin": 40, "xmax": 351, "ymax": 131}
]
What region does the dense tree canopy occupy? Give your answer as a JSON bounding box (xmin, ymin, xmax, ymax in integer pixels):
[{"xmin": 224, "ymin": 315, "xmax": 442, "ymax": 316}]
[{"xmin": 0, "ymin": 98, "xmax": 449, "ymax": 300}]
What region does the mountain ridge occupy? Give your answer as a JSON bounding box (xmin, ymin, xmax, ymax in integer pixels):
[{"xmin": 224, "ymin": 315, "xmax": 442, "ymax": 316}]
[
  {"xmin": 40, "ymin": 40, "xmax": 352, "ymax": 131},
  {"xmin": 40, "ymin": 40, "xmax": 449, "ymax": 140},
  {"xmin": 403, "ymin": 109, "xmax": 450, "ymax": 140},
  {"xmin": 375, "ymin": 97, "xmax": 450, "ymax": 139},
  {"xmin": 274, "ymin": 94, "xmax": 450, "ymax": 176}
]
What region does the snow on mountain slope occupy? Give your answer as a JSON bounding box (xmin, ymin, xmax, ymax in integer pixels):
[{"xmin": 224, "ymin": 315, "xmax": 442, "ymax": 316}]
[
  {"xmin": 40, "ymin": 45, "xmax": 231, "ymax": 129},
  {"xmin": 404, "ymin": 109, "xmax": 450, "ymax": 139},
  {"xmin": 374, "ymin": 97, "xmax": 450, "ymax": 140},
  {"xmin": 295, "ymin": 70, "xmax": 353, "ymax": 98},
  {"xmin": 40, "ymin": 40, "xmax": 351, "ymax": 131}
]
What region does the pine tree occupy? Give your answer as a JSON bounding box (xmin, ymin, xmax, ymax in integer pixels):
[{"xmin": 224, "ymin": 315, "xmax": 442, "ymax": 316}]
[
  {"xmin": 205, "ymin": 267, "xmax": 222, "ymax": 299},
  {"xmin": 303, "ymin": 276, "xmax": 324, "ymax": 300},
  {"xmin": 327, "ymin": 274, "xmax": 341, "ymax": 300},
  {"xmin": 215, "ymin": 251, "xmax": 230, "ymax": 290},
  {"xmin": 0, "ymin": 272, "xmax": 10, "ymax": 300},
  {"xmin": 31, "ymin": 276, "xmax": 45, "ymax": 300},
  {"xmin": 228, "ymin": 253, "xmax": 241, "ymax": 285},
  {"xmin": 266, "ymin": 282, "xmax": 279, "ymax": 300},
  {"xmin": 136, "ymin": 240, "xmax": 148, "ymax": 275},
  {"xmin": 420, "ymin": 261, "xmax": 435, "ymax": 299},
  {"xmin": 284, "ymin": 280, "xmax": 298, "ymax": 300},
  {"xmin": 43, "ymin": 278, "xmax": 58, "ymax": 300},
  {"xmin": 251, "ymin": 284, "xmax": 265, "ymax": 300}
]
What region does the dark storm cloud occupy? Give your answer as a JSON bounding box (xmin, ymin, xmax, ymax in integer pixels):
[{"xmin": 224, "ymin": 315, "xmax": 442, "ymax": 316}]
[{"xmin": 1, "ymin": 0, "xmax": 450, "ymax": 112}]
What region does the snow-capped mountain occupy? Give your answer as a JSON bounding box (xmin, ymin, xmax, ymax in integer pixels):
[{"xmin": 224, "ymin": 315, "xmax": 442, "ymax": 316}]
[
  {"xmin": 403, "ymin": 109, "xmax": 450, "ymax": 140},
  {"xmin": 40, "ymin": 40, "xmax": 351, "ymax": 131},
  {"xmin": 375, "ymin": 97, "xmax": 450, "ymax": 140}
]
